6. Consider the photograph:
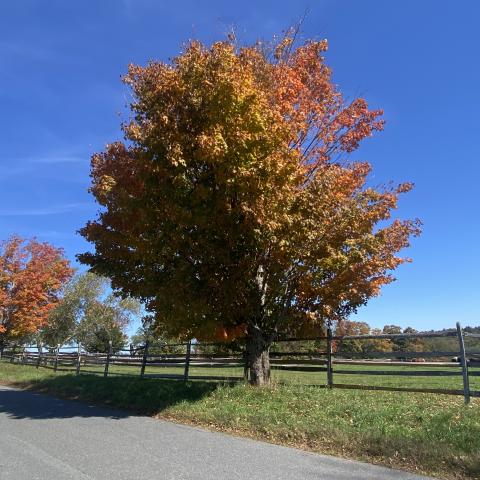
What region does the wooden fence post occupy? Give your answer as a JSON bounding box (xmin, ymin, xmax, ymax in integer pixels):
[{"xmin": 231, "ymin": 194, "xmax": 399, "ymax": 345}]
[
  {"xmin": 456, "ymin": 322, "xmax": 470, "ymax": 405},
  {"xmin": 140, "ymin": 341, "xmax": 149, "ymax": 378},
  {"xmin": 243, "ymin": 349, "xmax": 249, "ymax": 382},
  {"xmin": 76, "ymin": 342, "xmax": 82, "ymax": 375},
  {"xmin": 10, "ymin": 344, "xmax": 16, "ymax": 363},
  {"xmin": 184, "ymin": 341, "xmax": 192, "ymax": 381},
  {"xmin": 36, "ymin": 341, "xmax": 43, "ymax": 369},
  {"xmin": 54, "ymin": 344, "xmax": 60, "ymax": 372},
  {"xmin": 326, "ymin": 327, "xmax": 333, "ymax": 388}
]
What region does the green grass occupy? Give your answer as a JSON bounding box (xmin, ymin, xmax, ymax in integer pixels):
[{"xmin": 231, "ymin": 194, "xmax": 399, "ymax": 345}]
[
  {"xmin": 45, "ymin": 359, "xmax": 480, "ymax": 392},
  {"xmin": 1, "ymin": 360, "xmax": 479, "ymax": 479}
]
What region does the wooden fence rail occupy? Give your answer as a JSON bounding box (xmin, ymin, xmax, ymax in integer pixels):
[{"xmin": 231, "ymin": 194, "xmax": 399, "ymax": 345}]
[{"xmin": 1, "ymin": 322, "xmax": 478, "ymax": 403}]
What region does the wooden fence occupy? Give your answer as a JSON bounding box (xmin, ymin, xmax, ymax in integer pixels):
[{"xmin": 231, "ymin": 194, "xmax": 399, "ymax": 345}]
[{"xmin": 1, "ymin": 322, "xmax": 479, "ymax": 404}]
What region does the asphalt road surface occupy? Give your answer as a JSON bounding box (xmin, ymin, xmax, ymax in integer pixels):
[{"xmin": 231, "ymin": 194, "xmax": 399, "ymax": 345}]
[{"xmin": 0, "ymin": 385, "xmax": 434, "ymax": 480}]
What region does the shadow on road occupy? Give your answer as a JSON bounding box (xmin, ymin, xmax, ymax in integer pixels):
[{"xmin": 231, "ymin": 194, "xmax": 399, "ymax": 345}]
[
  {"xmin": 0, "ymin": 375, "xmax": 219, "ymax": 420},
  {"xmin": 0, "ymin": 387, "xmax": 131, "ymax": 420}
]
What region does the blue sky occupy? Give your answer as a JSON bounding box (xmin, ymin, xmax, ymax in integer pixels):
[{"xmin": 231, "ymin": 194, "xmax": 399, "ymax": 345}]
[{"xmin": 1, "ymin": 0, "xmax": 479, "ymax": 335}]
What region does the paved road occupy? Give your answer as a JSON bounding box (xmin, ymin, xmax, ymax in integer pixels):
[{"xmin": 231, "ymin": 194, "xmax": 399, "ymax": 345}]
[{"xmin": 0, "ymin": 385, "xmax": 434, "ymax": 480}]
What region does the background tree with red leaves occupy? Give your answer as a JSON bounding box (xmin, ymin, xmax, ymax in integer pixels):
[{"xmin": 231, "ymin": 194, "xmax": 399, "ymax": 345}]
[{"xmin": 0, "ymin": 236, "xmax": 73, "ymax": 344}]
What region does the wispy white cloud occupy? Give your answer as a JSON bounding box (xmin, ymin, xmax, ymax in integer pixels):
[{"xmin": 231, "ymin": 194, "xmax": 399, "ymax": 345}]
[
  {"xmin": 0, "ymin": 165, "xmax": 33, "ymax": 178},
  {"xmin": 0, "ymin": 40, "xmax": 60, "ymax": 62},
  {"xmin": 28, "ymin": 155, "xmax": 87, "ymax": 164},
  {"xmin": 0, "ymin": 202, "xmax": 94, "ymax": 216},
  {"xmin": 34, "ymin": 230, "xmax": 81, "ymax": 240},
  {"xmin": 0, "ymin": 154, "xmax": 88, "ymax": 179}
]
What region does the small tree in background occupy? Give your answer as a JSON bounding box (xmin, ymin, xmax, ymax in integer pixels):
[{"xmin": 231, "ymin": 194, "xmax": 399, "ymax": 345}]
[
  {"xmin": 363, "ymin": 329, "xmax": 394, "ymax": 353},
  {"xmin": 383, "ymin": 326, "xmax": 427, "ymax": 353},
  {"xmin": 43, "ymin": 272, "xmax": 140, "ymax": 352},
  {"xmin": 130, "ymin": 317, "xmax": 184, "ymax": 355},
  {"xmin": 79, "ymin": 31, "xmax": 420, "ymax": 385},
  {"xmin": 0, "ymin": 236, "xmax": 73, "ymax": 346},
  {"xmin": 80, "ymin": 320, "xmax": 127, "ymax": 353},
  {"xmin": 334, "ymin": 320, "xmax": 370, "ymax": 353}
]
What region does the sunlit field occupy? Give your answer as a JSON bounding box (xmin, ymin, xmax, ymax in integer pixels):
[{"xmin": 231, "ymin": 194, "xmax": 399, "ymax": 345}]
[{"xmin": 5, "ymin": 354, "xmax": 479, "ymax": 394}]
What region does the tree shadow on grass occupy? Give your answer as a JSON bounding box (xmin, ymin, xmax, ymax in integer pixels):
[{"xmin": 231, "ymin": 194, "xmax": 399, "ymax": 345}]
[{"xmin": 0, "ymin": 375, "xmax": 220, "ymax": 420}]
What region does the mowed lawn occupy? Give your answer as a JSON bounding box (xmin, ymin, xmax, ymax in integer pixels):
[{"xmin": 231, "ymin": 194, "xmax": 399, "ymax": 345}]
[{"xmin": 1, "ymin": 361, "xmax": 479, "ymax": 479}]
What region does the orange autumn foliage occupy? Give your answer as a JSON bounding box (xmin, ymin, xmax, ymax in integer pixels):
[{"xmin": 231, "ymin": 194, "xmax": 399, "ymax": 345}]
[
  {"xmin": 0, "ymin": 236, "xmax": 73, "ymax": 340},
  {"xmin": 79, "ymin": 32, "xmax": 420, "ymax": 348}
]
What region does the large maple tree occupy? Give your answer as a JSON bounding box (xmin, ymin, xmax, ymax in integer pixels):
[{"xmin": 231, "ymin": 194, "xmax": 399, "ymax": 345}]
[
  {"xmin": 79, "ymin": 33, "xmax": 420, "ymax": 385},
  {"xmin": 0, "ymin": 236, "xmax": 73, "ymax": 342}
]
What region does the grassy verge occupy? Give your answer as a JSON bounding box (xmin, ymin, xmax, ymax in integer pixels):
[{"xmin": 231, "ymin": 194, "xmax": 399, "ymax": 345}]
[{"xmin": 1, "ymin": 361, "xmax": 479, "ymax": 479}]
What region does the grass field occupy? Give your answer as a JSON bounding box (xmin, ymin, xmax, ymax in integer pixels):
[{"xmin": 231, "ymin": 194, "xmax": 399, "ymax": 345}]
[
  {"xmin": 22, "ymin": 356, "xmax": 480, "ymax": 392},
  {"xmin": 1, "ymin": 360, "xmax": 479, "ymax": 479}
]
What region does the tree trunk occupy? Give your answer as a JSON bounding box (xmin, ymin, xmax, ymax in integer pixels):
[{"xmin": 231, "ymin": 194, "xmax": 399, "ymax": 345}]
[{"xmin": 246, "ymin": 328, "xmax": 271, "ymax": 386}]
